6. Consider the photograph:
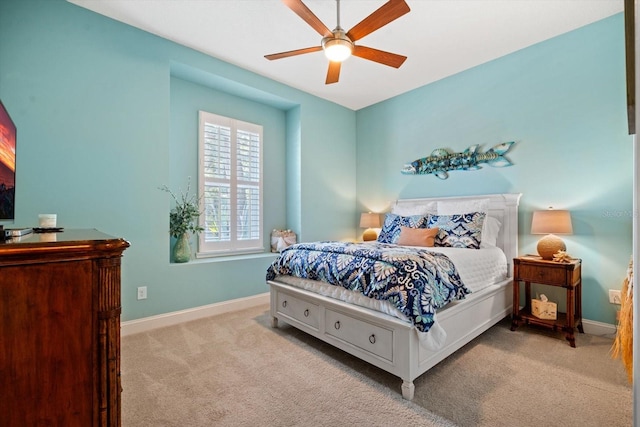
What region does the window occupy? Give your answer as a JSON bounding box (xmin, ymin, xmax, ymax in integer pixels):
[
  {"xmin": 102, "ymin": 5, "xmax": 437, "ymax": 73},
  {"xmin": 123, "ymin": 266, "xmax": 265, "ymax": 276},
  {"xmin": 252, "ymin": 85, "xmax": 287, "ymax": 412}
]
[{"xmin": 198, "ymin": 111, "xmax": 263, "ymax": 256}]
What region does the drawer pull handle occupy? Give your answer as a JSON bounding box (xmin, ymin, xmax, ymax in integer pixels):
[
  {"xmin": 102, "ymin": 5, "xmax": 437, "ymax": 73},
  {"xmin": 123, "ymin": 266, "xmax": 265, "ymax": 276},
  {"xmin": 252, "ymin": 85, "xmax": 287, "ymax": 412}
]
[
  {"xmin": 282, "ymin": 300, "xmax": 287, "ymax": 308},
  {"xmin": 304, "ymin": 309, "xmax": 309, "ymax": 317},
  {"xmin": 334, "ymin": 321, "xmax": 341, "ymax": 330},
  {"xmin": 369, "ymin": 334, "xmax": 376, "ymax": 344}
]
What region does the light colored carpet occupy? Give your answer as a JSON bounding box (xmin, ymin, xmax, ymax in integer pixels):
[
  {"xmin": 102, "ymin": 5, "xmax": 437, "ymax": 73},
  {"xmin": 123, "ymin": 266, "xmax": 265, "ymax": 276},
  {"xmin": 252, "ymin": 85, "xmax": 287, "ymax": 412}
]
[
  {"xmin": 409, "ymin": 319, "xmax": 632, "ymax": 426},
  {"xmin": 121, "ymin": 304, "xmax": 632, "ymax": 427},
  {"xmin": 121, "ymin": 305, "xmax": 453, "ymax": 426}
]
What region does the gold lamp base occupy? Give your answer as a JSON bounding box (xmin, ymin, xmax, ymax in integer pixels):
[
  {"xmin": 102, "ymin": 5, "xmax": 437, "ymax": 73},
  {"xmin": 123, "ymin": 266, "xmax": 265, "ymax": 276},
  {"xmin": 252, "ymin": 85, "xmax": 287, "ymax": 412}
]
[
  {"xmin": 537, "ymin": 234, "xmax": 566, "ymax": 260},
  {"xmin": 362, "ymin": 228, "xmax": 377, "ymax": 241}
]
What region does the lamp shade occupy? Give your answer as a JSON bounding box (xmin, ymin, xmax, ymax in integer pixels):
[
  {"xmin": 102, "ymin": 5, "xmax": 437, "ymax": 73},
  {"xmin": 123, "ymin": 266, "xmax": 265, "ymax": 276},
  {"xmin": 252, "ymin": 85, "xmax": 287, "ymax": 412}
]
[
  {"xmin": 360, "ymin": 212, "xmax": 381, "ymax": 229},
  {"xmin": 531, "ymin": 209, "xmax": 572, "ymax": 260},
  {"xmin": 360, "ymin": 212, "xmax": 380, "ymax": 241},
  {"xmin": 531, "ymin": 210, "xmax": 573, "ymax": 235}
]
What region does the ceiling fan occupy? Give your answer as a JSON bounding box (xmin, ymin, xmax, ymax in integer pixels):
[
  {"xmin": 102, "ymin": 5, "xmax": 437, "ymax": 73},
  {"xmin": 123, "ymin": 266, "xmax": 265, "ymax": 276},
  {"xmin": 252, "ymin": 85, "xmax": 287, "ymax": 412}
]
[{"xmin": 265, "ymin": 0, "xmax": 411, "ymax": 84}]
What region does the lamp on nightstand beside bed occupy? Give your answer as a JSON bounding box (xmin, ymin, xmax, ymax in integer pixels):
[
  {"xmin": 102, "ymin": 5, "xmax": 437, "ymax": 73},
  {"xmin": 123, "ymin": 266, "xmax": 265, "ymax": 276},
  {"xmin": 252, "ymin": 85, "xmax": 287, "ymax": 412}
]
[
  {"xmin": 531, "ymin": 208, "xmax": 573, "ymax": 260},
  {"xmin": 360, "ymin": 212, "xmax": 381, "ymax": 241}
]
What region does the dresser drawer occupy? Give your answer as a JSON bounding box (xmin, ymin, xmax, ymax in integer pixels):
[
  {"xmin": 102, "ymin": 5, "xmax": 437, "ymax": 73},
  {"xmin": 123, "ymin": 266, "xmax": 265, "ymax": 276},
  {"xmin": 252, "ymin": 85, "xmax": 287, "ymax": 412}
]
[
  {"xmin": 276, "ymin": 292, "xmax": 319, "ymax": 330},
  {"xmin": 325, "ymin": 309, "xmax": 393, "ymax": 361},
  {"xmin": 517, "ymin": 263, "xmax": 567, "ymax": 285}
]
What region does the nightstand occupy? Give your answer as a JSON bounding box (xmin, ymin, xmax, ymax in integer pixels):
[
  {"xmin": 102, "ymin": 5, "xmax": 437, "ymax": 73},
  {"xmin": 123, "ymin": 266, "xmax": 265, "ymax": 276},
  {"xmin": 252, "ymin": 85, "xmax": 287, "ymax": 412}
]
[{"xmin": 510, "ymin": 255, "xmax": 583, "ymax": 347}]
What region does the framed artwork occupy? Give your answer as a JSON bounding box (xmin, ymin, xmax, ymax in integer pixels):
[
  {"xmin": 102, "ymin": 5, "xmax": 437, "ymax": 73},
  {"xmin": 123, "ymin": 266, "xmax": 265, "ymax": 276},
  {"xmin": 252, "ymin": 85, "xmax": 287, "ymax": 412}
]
[{"xmin": 0, "ymin": 100, "xmax": 16, "ymax": 220}]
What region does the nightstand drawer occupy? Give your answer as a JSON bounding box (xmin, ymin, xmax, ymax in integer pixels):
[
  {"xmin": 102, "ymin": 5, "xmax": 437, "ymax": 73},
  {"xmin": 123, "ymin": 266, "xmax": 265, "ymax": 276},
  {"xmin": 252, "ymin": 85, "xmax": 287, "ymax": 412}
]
[{"xmin": 517, "ymin": 263, "xmax": 567, "ymax": 285}]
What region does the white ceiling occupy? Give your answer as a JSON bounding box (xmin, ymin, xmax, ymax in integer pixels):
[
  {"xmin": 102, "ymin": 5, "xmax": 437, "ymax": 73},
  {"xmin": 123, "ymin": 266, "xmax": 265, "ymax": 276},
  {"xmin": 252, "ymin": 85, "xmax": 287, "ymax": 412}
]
[{"xmin": 68, "ymin": 0, "xmax": 623, "ymax": 110}]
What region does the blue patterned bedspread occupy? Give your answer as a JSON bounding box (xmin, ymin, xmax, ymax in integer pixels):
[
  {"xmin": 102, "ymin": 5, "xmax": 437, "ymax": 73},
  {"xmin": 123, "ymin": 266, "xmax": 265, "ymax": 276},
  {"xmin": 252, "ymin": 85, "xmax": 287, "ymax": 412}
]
[{"xmin": 266, "ymin": 241, "xmax": 470, "ymax": 333}]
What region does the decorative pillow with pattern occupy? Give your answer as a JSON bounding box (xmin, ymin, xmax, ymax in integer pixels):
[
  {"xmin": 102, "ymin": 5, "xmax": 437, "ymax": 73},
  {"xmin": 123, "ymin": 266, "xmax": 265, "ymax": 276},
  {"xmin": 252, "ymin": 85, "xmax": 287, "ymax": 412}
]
[
  {"xmin": 428, "ymin": 212, "xmax": 486, "ymax": 249},
  {"xmin": 377, "ymin": 213, "xmax": 430, "ymax": 244}
]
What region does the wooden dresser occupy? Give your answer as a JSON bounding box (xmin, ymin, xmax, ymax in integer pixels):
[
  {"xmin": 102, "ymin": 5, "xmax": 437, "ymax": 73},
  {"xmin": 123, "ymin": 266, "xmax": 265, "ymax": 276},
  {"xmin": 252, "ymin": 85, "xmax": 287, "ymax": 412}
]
[{"xmin": 0, "ymin": 229, "xmax": 129, "ymax": 426}]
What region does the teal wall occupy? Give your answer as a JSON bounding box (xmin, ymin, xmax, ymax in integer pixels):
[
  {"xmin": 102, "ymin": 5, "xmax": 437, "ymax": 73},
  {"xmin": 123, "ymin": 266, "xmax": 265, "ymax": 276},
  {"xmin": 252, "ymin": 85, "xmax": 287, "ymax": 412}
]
[
  {"xmin": 0, "ymin": 0, "xmax": 356, "ymax": 321},
  {"xmin": 0, "ymin": 0, "xmax": 631, "ymax": 325},
  {"xmin": 356, "ymin": 14, "xmax": 632, "ymax": 325},
  {"xmin": 169, "ymin": 75, "xmax": 288, "ymax": 260}
]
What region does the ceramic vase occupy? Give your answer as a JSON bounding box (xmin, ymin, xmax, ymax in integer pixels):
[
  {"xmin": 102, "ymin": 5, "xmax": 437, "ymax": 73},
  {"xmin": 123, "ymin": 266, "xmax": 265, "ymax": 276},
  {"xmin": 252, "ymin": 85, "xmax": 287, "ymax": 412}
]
[{"xmin": 173, "ymin": 233, "xmax": 191, "ymax": 263}]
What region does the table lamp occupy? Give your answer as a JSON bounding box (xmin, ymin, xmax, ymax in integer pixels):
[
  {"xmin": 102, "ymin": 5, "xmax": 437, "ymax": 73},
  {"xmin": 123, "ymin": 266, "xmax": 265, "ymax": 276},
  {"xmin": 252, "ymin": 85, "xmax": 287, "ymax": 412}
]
[
  {"xmin": 531, "ymin": 208, "xmax": 573, "ymax": 260},
  {"xmin": 360, "ymin": 212, "xmax": 381, "ymax": 241}
]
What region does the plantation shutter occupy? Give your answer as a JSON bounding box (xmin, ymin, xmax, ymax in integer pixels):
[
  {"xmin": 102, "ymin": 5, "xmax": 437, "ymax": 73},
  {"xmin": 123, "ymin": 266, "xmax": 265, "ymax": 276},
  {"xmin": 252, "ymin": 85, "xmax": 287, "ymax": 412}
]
[{"xmin": 198, "ymin": 111, "xmax": 263, "ymax": 256}]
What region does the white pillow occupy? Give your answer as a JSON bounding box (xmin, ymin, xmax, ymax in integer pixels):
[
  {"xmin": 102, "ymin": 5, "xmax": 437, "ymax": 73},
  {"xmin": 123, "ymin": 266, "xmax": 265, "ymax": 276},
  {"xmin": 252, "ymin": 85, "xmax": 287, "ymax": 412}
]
[
  {"xmin": 480, "ymin": 216, "xmax": 501, "ymax": 248},
  {"xmin": 437, "ymin": 198, "xmax": 500, "ymax": 248},
  {"xmin": 392, "ymin": 201, "xmax": 437, "ymax": 217}
]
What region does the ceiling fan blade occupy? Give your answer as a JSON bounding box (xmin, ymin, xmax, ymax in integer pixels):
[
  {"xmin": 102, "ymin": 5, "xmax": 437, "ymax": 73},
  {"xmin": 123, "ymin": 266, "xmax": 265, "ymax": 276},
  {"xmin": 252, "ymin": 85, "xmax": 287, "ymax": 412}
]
[
  {"xmin": 346, "ymin": 0, "xmax": 410, "ymax": 42},
  {"xmin": 265, "ymin": 46, "xmax": 323, "ymax": 61},
  {"xmin": 352, "ymin": 45, "xmax": 407, "ymax": 68},
  {"xmin": 282, "ymin": 0, "xmax": 332, "ymax": 37},
  {"xmin": 326, "ymin": 61, "xmax": 341, "ymax": 84}
]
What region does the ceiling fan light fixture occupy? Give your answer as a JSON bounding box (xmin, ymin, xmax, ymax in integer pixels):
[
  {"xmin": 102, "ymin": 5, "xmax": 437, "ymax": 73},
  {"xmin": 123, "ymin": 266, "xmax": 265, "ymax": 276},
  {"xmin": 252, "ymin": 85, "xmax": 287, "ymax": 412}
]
[
  {"xmin": 265, "ymin": 0, "xmax": 411, "ymax": 83},
  {"xmin": 322, "ymin": 33, "xmax": 353, "ymax": 62}
]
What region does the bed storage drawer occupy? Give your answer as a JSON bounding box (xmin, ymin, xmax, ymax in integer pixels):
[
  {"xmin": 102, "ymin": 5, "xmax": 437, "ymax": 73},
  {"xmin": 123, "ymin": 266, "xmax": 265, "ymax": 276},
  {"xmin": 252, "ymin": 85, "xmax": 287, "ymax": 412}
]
[
  {"xmin": 276, "ymin": 291, "xmax": 320, "ymax": 330},
  {"xmin": 325, "ymin": 309, "xmax": 393, "ymax": 361}
]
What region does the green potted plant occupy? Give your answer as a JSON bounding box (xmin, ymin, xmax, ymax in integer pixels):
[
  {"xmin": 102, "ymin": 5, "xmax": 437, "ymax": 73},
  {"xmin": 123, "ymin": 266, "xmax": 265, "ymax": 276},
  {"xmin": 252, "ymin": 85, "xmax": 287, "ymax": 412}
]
[{"xmin": 159, "ymin": 178, "xmax": 204, "ymax": 263}]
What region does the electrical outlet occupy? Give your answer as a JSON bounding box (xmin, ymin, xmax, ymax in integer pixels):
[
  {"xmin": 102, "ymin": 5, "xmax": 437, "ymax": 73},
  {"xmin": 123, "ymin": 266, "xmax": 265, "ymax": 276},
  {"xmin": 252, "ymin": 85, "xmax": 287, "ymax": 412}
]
[
  {"xmin": 609, "ymin": 289, "xmax": 621, "ymax": 305},
  {"xmin": 137, "ymin": 286, "xmax": 147, "ymax": 300}
]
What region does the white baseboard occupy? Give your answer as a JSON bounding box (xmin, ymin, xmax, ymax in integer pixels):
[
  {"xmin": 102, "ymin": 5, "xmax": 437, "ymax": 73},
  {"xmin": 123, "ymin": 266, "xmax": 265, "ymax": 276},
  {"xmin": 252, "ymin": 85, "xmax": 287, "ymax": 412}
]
[
  {"xmin": 582, "ymin": 318, "xmax": 617, "ymax": 338},
  {"xmin": 121, "ymin": 294, "xmax": 617, "ymax": 339},
  {"xmin": 121, "ymin": 292, "xmax": 270, "ymax": 336}
]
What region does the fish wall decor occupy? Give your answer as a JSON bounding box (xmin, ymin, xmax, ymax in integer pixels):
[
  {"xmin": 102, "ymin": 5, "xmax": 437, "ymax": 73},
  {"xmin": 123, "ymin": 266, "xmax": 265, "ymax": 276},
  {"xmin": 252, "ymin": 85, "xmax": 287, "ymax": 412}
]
[{"xmin": 401, "ymin": 141, "xmax": 516, "ymax": 179}]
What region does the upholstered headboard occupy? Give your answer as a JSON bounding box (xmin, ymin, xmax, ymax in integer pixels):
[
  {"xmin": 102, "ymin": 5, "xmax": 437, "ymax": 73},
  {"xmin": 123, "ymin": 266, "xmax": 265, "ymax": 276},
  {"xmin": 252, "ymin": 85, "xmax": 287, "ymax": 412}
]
[{"xmin": 394, "ymin": 193, "xmax": 522, "ymax": 276}]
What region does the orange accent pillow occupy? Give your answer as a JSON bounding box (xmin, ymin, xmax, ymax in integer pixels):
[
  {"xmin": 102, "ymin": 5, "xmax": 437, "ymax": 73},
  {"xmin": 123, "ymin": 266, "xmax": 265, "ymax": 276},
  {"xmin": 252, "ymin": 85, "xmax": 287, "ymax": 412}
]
[{"xmin": 396, "ymin": 227, "xmax": 439, "ymax": 247}]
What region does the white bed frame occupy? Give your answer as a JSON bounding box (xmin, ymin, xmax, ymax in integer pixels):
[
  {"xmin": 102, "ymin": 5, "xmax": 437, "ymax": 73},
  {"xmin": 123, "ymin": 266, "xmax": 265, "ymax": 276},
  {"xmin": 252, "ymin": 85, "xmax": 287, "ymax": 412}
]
[{"xmin": 268, "ymin": 193, "xmax": 521, "ymax": 400}]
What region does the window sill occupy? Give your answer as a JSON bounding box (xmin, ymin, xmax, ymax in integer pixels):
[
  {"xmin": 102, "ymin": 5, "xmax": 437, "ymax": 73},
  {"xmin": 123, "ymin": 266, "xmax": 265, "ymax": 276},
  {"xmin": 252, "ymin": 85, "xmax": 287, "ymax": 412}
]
[{"xmin": 171, "ymin": 251, "xmax": 279, "ymax": 265}]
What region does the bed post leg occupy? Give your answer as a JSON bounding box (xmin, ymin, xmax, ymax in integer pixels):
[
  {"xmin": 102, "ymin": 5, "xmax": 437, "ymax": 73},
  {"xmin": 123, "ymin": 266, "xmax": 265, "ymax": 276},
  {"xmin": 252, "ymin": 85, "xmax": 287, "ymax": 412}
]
[
  {"xmin": 271, "ymin": 316, "xmax": 278, "ymax": 328},
  {"xmin": 401, "ymin": 380, "xmax": 415, "ymax": 400}
]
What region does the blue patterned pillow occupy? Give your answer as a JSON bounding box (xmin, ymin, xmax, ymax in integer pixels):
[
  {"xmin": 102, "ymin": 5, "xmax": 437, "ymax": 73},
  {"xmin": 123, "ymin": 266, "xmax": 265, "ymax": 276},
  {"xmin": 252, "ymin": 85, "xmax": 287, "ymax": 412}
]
[
  {"xmin": 377, "ymin": 213, "xmax": 430, "ymax": 244},
  {"xmin": 428, "ymin": 212, "xmax": 486, "ymax": 249}
]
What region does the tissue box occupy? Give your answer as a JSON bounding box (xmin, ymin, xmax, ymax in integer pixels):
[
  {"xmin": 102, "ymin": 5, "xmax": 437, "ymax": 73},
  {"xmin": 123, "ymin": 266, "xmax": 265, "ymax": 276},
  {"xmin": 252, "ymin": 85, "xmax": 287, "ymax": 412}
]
[{"xmin": 531, "ymin": 298, "xmax": 557, "ymax": 320}]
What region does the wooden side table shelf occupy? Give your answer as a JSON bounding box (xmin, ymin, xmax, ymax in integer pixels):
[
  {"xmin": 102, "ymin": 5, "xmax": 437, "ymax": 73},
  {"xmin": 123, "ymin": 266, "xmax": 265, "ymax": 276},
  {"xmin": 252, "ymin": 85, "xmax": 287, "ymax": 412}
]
[{"xmin": 510, "ymin": 255, "xmax": 583, "ymax": 347}]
